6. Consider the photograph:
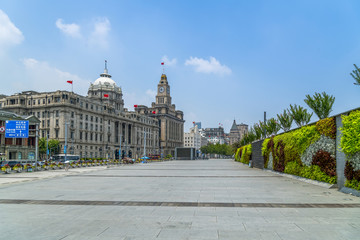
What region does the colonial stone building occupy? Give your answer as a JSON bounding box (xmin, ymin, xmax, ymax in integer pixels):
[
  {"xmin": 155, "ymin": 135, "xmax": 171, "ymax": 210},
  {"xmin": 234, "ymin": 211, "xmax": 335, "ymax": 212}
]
[
  {"xmin": 134, "ymin": 74, "xmax": 184, "ymax": 156},
  {"xmin": 0, "ymin": 65, "xmax": 180, "ymax": 160},
  {"xmin": 0, "ymin": 110, "xmax": 40, "ymax": 161},
  {"xmin": 228, "ymin": 120, "xmax": 248, "ymax": 145}
]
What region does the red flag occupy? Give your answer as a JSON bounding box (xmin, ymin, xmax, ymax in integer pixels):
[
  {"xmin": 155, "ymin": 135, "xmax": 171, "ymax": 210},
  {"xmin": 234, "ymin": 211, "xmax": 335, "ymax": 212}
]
[
  {"xmin": 103, "ymin": 94, "xmax": 109, "ymax": 98},
  {"xmin": 152, "ymin": 111, "xmax": 156, "ymax": 114},
  {"xmin": 192, "ymin": 121, "xmax": 195, "ymax": 124},
  {"xmin": 134, "ymin": 105, "xmax": 138, "ymax": 108},
  {"xmin": 67, "ymin": 80, "xmax": 73, "ymax": 84},
  {"xmin": 161, "ymin": 62, "xmax": 164, "ymax": 65}
]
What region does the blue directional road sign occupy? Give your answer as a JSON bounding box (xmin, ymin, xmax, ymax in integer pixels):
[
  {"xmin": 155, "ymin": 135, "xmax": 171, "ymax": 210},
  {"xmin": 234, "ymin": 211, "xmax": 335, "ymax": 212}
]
[{"xmin": 5, "ymin": 120, "xmax": 29, "ymax": 138}]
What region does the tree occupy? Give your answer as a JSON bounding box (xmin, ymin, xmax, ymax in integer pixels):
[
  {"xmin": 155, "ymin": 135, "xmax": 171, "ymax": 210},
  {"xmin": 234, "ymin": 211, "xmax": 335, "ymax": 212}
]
[
  {"xmin": 288, "ymin": 104, "xmax": 313, "ymax": 127},
  {"xmin": 304, "ymin": 92, "xmax": 335, "ymax": 119},
  {"xmin": 350, "ymin": 64, "xmax": 360, "ymax": 86},
  {"xmin": 277, "ymin": 109, "xmax": 293, "ymax": 132},
  {"xmin": 38, "ymin": 138, "xmax": 60, "ymax": 159},
  {"xmin": 266, "ymin": 118, "xmax": 281, "ymax": 136}
]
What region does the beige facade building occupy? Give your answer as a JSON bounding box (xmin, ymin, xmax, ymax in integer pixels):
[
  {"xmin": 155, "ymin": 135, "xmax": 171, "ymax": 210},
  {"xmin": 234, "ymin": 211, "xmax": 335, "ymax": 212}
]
[
  {"xmin": 134, "ymin": 74, "xmax": 184, "ymax": 157},
  {"xmin": 0, "ymin": 110, "xmax": 40, "ymax": 161},
  {"xmin": 0, "ymin": 66, "xmax": 182, "ymax": 159},
  {"xmin": 228, "ymin": 120, "xmax": 248, "ymax": 145}
]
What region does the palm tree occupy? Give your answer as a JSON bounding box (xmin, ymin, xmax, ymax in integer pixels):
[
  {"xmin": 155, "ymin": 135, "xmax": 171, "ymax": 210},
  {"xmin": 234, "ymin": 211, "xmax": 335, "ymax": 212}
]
[
  {"xmin": 304, "ymin": 92, "xmax": 335, "ymax": 119},
  {"xmin": 277, "ymin": 109, "xmax": 293, "ymax": 132},
  {"xmin": 288, "ymin": 104, "xmax": 313, "ymax": 127},
  {"xmin": 350, "ymin": 64, "xmax": 360, "ymax": 85}
]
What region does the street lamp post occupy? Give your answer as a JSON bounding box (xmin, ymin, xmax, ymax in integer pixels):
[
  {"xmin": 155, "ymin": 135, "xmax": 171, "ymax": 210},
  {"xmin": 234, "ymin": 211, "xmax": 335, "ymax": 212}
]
[{"xmin": 64, "ymin": 122, "xmax": 68, "ymax": 163}]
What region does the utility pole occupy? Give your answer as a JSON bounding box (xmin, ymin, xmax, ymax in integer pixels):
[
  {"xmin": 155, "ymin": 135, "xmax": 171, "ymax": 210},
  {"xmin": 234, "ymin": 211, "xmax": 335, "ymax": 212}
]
[
  {"xmin": 143, "ymin": 130, "xmax": 147, "ymax": 157},
  {"xmin": 264, "ymin": 111, "xmax": 267, "ymax": 138},
  {"xmin": 119, "ymin": 133, "xmax": 122, "ymax": 160},
  {"xmin": 46, "ymin": 133, "xmax": 49, "ymax": 161}
]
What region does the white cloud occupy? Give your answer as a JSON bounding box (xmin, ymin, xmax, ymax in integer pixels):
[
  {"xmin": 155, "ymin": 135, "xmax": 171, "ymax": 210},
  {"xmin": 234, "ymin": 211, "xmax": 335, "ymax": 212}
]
[
  {"xmin": 146, "ymin": 89, "xmax": 157, "ymax": 99},
  {"xmin": 185, "ymin": 56, "xmax": 231, "ymax": 75},
  {"xmin": 123, "ymin": 89, "xmax": 157, "ymax": 110},
  {"xmin": 55, "ymin": 18, "xmax": 81, "ymax": 38},
  {"xmin": 161, "ymin": 55, "xmax": 177, "ymax": 66},
  {"xmin": 21, "ymin": 58, "xmax": 89, "ymax": 95},
  {"xmin": 89, "ymin": 17, "xmax": 111, "ymax": 49},
  {"xmin": 0, "ymin": 9, "xmax": 24, "ymax": 52}
]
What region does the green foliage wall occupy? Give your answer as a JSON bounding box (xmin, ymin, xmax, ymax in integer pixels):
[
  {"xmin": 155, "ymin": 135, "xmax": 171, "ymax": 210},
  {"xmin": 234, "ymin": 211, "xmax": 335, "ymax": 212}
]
[
  {"xmin": 341, "ymin": 110, "xmax": 360, "ymax": 190},
  {"xmin": 235, "ymin": 144, "xmax": 252, "ymax": 164},
  {"xmin": 259, "ymin": 117, "xmax": 337, "ymax": 184}
]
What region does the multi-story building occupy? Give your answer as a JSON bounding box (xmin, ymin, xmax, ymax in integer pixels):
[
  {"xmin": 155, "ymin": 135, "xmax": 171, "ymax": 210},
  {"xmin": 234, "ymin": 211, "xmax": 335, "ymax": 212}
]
[
  {"xmin": 0, "ymin": 65, "xmax": 171, "ymax": 159},
  {"xmin": 184, "ymin": 125, "xmax": 201, "ymax": 149},
  {"xmin": 201, "ymin": 126, "xmax": 225, "ymax": 144},
  {"xmin": 134, "ymin": 74, "xmax": 184, "ymax": 157},
  {"xmin": 228, "ymin": 120, "xmax": 248, "ymax": 145},
  {"xmin": 0, "ymin": 110, "xmax": 40, "ymax": 161}
]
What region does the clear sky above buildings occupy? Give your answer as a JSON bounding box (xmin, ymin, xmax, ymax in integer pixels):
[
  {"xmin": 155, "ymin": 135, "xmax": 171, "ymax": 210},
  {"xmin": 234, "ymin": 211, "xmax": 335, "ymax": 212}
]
[{"xmin": 1, "ymin": 0, "xmax": 360, "ymax": 132}]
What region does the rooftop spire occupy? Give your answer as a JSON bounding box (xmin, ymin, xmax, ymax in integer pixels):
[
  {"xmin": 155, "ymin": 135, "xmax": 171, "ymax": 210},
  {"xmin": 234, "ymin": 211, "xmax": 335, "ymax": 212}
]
[
  {"xmin": 100, "ymin": 60, "xmax": 111, "ymax": 78},
  {"xmin": 104, "ymin": 60, "xmax": 108, "ymax": 74}
]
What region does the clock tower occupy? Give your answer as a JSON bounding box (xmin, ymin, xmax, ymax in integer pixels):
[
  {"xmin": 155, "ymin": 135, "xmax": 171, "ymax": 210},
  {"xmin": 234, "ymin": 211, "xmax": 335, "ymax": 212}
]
[
  {"xmin": 148, "ymin": 73, "xmax": 184, "ymax": 157},
  {"xmin": 156, "ymin": 74, "xmax": 172, "ymax": 105}
]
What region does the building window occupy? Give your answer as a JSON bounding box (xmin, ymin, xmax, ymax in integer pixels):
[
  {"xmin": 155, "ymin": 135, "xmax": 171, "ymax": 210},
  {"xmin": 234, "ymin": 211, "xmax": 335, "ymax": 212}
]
[
  {"xmin": 38, "ymin": 99, "xmax": 40, "ymax": 104},
  {"xmin": 80, "ymin": 122, "xmax": 83, "ymax": 129},
  {"xmin": 55, "ymin": 129, "xmax": 59, "ymax": 138},
  {"xmin": 85, "ymin": 115, "xmax": 88, "ymax": 121},
  {"xmin": 43, "ymin": 99, "xmax": 45, "ymax": 104},
  {"xmin": 85, "ymin": 132, "xmax": 88, "ymax": 140},
  {"xmin": 71, "ymin": 112, "xmax": 74, "ymax": 118},
  {"xmin": 47, "ymin": 120, "xmax": 50, "ymax": 127},
  {"xmin": 56, "ymin": 119, "xmax": 59, "ymax": 126},
  {"xmin": 56, "ymin": 110, "xmax": 59, "ymax": 117},
  {"xmin": 91, "ymin": 116, "xmax": 93, "ymax": 122},
  {"xmin": 80, "ymin": 131, "xmax": 82, "ymax": 140},
  {"xmin": 80, "ymin": 114, "xmax": 83, "ymax": 120},
  {"xmin": 71, "ymin": 131, "xmax": 74, "ymax": 139}
]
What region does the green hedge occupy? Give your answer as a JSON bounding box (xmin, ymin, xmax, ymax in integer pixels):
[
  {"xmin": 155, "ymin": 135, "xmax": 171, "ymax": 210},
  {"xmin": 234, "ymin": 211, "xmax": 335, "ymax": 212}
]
[{"xmin": 235, "ymin": 144, "xmax": 252, "ymax": 164}]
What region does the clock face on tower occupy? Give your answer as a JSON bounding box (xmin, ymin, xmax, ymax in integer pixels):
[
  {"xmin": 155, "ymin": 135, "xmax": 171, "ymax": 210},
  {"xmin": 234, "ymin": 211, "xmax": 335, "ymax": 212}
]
[{"xmin": 159, "ymin": 87, "xmax": 164, "ymax": 93}]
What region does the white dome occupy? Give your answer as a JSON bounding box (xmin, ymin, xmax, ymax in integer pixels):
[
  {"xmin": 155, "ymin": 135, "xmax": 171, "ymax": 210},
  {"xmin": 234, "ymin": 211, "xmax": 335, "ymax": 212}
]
[{"xmin": 94, "ymin": 77, "xmax": 116, "ymax": 86}]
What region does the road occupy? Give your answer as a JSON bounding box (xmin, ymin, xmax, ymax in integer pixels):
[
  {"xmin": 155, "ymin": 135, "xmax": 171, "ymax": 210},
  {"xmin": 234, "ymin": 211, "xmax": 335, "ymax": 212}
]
[{"xmin": 0, "ymin": 159, "xmax": 359, "ymax": 240}]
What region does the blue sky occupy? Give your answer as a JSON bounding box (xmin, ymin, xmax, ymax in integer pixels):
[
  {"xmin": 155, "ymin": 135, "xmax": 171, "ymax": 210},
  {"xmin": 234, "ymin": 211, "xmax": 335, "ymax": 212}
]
[{"xmin": 1, "ymin": 0, "xmax": 360, "ymax": 132}]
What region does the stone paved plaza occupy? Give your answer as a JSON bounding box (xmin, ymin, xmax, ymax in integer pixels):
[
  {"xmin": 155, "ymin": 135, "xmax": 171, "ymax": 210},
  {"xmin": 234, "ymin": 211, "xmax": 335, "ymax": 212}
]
[{"xmin": 1, "ymin": 159, "xmax": 360, "ymax": 240}]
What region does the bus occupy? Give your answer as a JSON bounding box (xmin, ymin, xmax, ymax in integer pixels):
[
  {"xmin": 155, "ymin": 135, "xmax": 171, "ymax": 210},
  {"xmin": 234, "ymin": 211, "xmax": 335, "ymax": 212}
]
[{"xmin": 52, "ymin": 154, "xmax": 80, "ymax": 163}]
